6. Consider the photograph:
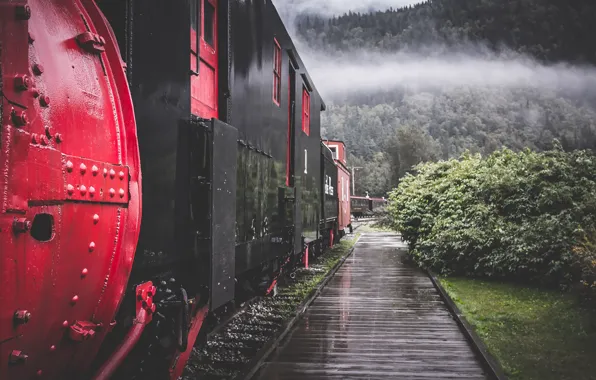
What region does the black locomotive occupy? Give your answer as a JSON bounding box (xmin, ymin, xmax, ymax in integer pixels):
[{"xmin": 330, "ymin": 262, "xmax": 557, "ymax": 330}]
[{"xmin": 93, "ymin": 0, "xmax": 346, "ymax": 378}]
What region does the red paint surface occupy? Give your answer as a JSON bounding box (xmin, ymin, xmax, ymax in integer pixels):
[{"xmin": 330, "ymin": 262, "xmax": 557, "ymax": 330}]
[
  {"xmin": 323, "ymin": 141, "xmax": 351, "ymax": 232},
  {"xmin": 0, "ymin": 1, "xmax": 141, "ymax": 379},
  {"xmin": 303, "ymin": 245, "xmax": 309, "ymax": 269},
  {"xmin": 191, "ymin": 0, "xmax": 219, "ymax": 119},
  {"xmin": 168, "ymin": 303, "xmax": 209, "ymax": 380},
  {"xmin": 273, "ymin": 38, "xmax": 281, "ymax": 106},
  {"xmin": 301, "ymin": 86, "xmax": 310, "ymax": 135},
  {"xmin": 337, "ymin": 165, "xmax": 351, "ymax": 231},
  {"xmin": 92, "ymin": 282, "xmax": 155, "ymax": 380}
]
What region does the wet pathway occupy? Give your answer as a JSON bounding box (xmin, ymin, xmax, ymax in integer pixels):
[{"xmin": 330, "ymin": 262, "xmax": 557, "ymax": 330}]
[{"xmin": 254, "ymin": 232, "xmax": 489, "ymax": 380}]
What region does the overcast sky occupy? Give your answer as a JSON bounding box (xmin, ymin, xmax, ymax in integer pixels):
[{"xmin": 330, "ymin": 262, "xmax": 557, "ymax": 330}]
[{"xmin": 272, "ymin": 0, "xmax": 424, "ymax": 17}]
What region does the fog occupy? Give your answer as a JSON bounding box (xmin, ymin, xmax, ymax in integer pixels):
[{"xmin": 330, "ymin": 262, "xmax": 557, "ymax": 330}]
[
  {"xmin": 271, "ymin": 0, "xmax": 596, "ymax": 103},
  {"xmin": 273, "ymin": 0, "xmax": 423, "ymax": 17},
  {"xmin": 300, "ymin": 48, "xmax": 596, "ymax": 100}
]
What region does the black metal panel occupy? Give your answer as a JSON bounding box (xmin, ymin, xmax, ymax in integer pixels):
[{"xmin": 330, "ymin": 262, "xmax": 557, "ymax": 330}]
[
  {"xmin": 210, "ymin": 119, "xmax": 238, "ymax": 310},
  {"xmin": 229, "ymin": 0, "xmax": 325, "ymax": 272},
  {"xmin": 111, "ymin": 0, "xmax": 193, "ymax": 283}
]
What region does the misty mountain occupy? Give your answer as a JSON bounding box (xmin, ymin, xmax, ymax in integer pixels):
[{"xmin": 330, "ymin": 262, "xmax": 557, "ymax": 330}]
[{"xmin": 288, "ymin": 0, "xmax": 596, "ymax": 196}]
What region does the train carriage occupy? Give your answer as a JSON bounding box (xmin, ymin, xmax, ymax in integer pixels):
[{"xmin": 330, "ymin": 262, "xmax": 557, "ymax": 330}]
[
  {"xmin": 324, "ymin": 140, "xmax": 351, "ymax": 237},
  {"xmin": 0, "ymin": 0, "xmax": 346, "ymax": 379}
]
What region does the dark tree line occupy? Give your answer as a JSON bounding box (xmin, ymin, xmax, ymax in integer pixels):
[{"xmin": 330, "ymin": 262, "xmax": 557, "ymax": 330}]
[{"xmin": 293, "ymin": 0, "xmax": 596, "ymax": 197}]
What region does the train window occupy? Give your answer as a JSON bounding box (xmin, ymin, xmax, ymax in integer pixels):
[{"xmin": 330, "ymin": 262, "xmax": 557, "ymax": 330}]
[
  {"xmin": 329, "ymin": 146, "xmax": 338, "ymax": 160},
  {"xmin": 302, "ymin": 86, "xmax": 310, "ymax": 135},
  {"xmin": 273, "ymin": 38, "xmax": 281, "ymax": 105},
  {"xmin": 204, "ymin": 0, "xmax": 215, "ymax": 47}
]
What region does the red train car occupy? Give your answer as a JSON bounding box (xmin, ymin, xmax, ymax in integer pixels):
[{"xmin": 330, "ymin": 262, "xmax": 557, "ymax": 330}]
[{"xmin": 323, "ymin": 140, "xmax": 352, "ymax": 236}]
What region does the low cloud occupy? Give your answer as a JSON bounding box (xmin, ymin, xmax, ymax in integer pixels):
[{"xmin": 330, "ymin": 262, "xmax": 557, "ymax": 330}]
[
  {"xmin": 299, "ymin": 47, "xmax": 596, "ymax": 101},
  {"xmin": 273, "ymin": 0, "xmax": 423, "ymax": 17}
]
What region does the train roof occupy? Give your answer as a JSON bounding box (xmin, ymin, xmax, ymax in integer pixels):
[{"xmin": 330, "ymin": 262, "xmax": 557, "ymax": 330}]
[{"xmin": 323, "ymin": 139, "xmax": 346, "ymax": 146}]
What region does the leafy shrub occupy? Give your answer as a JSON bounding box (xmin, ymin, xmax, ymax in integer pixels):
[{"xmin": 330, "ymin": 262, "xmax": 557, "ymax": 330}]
[{"xmin": 389, "ymin": 143, "xmax": 596, "ymax": 291}]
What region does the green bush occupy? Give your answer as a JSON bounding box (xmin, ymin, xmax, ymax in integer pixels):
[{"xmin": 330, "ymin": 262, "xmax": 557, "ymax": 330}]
[{"xmin": 389, "ymin": 143, "xmax": 596, "ymax": 292}]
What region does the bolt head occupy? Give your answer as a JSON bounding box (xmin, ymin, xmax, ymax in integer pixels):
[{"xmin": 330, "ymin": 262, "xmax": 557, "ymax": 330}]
[
  {"xmin": 89, "ymin": 241, "xmax": 96, "ymax": 252},
  {"xmin": 93, "ymin": 214, "xmax": 100, "ymax": 224},
  {"xmin": 14, "ymin": 310, "xmax": 31, "ymax": 324},
  {"xmin": 14, "ymin": 75, "xmax": 30, "ymax": 91},
  {"xmin": 40, "ymin": 95, "xmax": 50, "ymax": 107},
  {"xmin": 81, "ymin": 268, "xmax": 88, "ymax": 277},
  {"xmin": 9, "ymin": 350, "xmax": 28, "ymax": 364},
  {"xmin": 45, "ymin": 126, "xmax": 54, "ymax": 138},
  {"xmin": 13, "ymin": 218, "xmax": 31, "ymax": 233},
  {"xmin": 33, "ymin": 64, "xmax": 44, "ymax": 76},
  {"xmin": 15, "ymin": 5, "xmax": 31, "ymax": 20},
  {"xmin": 31, "ymin": 134, "xmax": 39, "ymax": 144},
  {"xmin": 71, "ymin": 295, "xmax": 79, "ymax": 304},
  {"xmin": 62, "ymin": 320, "xmax": 69, "ymax": 328},
  {"xmin": 55, "ymin": 133, "xmax": 63, "ymax": 143},
  {"xmin": 40, "ymin": 136, "xmax": 48, "ymax": 145},
  {"xmin": 12, "ymin": 110, "xmax": 28, "ymax": 127},
  {"xmin": 50, "ymin": 345, "xmax": 56, "ymax": 352}
]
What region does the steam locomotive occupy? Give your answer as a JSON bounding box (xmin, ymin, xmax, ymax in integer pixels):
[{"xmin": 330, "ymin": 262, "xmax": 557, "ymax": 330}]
[{"xmin": 0, "ymin": 0, "xmax": 351, "ymax": 379}]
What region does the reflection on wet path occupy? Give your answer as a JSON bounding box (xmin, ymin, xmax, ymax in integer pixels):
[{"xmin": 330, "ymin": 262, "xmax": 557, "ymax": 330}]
[{"xmin": 255, "ymin": 232, "xmax": 489, "ymax": 380}]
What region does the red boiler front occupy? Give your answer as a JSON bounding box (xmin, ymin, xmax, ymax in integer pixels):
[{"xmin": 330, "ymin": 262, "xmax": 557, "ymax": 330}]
[{"xmin": 0, "ymin": 0, "xmax": 141, "ymax": 379}]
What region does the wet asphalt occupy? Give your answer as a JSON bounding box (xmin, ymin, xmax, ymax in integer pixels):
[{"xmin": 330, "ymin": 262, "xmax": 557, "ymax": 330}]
[{"xmin": 255, "ymin": 232, "xmax": 489, "ymax": 380}]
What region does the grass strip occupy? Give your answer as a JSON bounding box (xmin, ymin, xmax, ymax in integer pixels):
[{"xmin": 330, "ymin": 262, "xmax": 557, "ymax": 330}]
[{"xmin": 439, "ymin": 277, "xmax": 596, "ymax": 380}]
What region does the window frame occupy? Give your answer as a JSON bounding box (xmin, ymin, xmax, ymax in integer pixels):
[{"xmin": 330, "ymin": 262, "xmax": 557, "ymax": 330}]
[
  {"xmin": 273, "ymin": 38, "xmax": 282, "ymax": 106},
  {"xmin": 302, "ymin": 85, "xmax": 310, "ymax": 135}
]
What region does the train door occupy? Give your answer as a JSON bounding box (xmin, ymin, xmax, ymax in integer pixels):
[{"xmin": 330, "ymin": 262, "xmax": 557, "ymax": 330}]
[{"xmin": 191, "ymin": 0, "xmax": 218, "ymax": 119}]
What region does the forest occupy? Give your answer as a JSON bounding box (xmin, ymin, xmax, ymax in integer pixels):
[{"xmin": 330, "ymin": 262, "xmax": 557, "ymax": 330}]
[{"xmin": 292, "ymin": 0, "xmax": 596, "ymax": 196}]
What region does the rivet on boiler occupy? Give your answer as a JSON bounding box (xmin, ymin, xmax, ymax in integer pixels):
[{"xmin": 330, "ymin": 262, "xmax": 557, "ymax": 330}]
[
  {"xmin": 89, "ymin": 241, "xmax": 96, "ymax": 252},
  {"xmin": 92, "ymin": 165, "xmax": 99, "ymax": 176},
  {"xmin": 80, "ymin": 185, "xmax": 87, "ymax": 195},
  {"xmin": 66, "ymin": 161, "xmax": 74, "ymax": 172},
  {"xmin": 103, "ymin": 168, "xmax": 108, "ymax": 177},
  {"xmin": 119, "ymin": 171, "xmax": 125, "ymax": 180},
  {"xmin": 71, "ymin": 295, "xmax": 79, "ymax": 305},
  {"xmin": 49, "ymin": 345, "xmax": 56, "ymax": 352},
  {"xmin": 109, "ymin": 188, "xmax": 115, "ymax": 197},
  {"xmin": 89, "ymin": 186, "xmax": 95, "ymax": 196},
  {"xmin": 33, "ymin": 64, "xmax": 44, "ymax": 76},
  {"xmin": 109, "ymin": 169, "xmax": 116, "ymax": 178},
  {"xmin": 119, "ymin": 188, "xmax": 125, "ymax": 198},
  {"xmin": 80, "ymin": 163, "xmax": 87, "ymax": 174},
  {"xmin": 81, "ymin": 268, "xmax": 88, "ymax": 278},
  {"xmin": 93, "ymin": 214, "xmax": 99, "ymax": 224},
  {"xmin": 67, "ymin": 184, "xmax": 74, "ymax": 195},
  {"xmin": 62, "ymin": 320, "xmax": 69, "ymax": 328}
]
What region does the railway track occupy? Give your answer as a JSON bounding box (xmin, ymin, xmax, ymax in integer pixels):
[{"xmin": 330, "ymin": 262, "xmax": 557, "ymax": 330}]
[{"xmin": 181, "ymin": 233, "xmax": 361, "ymax": 380}]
